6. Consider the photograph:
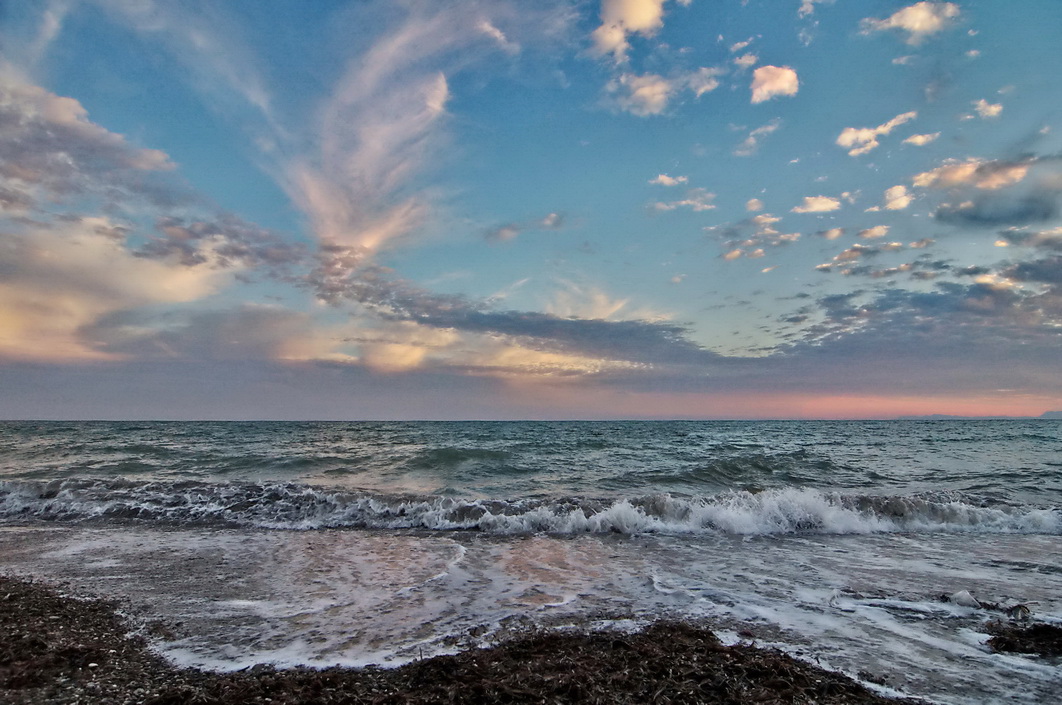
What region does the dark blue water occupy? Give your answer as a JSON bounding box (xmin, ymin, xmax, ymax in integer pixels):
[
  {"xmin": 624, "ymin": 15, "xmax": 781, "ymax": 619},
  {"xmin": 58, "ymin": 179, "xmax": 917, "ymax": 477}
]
[{"xmin": 0, "ymin": 420, "xmax": 1059, "ymax": 534}]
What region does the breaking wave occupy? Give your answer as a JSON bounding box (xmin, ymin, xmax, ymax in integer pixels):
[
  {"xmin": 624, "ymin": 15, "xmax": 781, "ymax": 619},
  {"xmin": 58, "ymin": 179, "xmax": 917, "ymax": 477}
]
[{"xmin": 0, "ymin": 479, "xmax": 1057, "ymax": 536}]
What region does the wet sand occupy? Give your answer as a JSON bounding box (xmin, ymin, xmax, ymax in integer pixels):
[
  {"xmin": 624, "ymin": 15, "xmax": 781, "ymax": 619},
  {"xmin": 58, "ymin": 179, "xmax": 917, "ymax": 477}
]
[{"xmin": 1, "ymin": 574, "xmax": 926, "ymax": 704}]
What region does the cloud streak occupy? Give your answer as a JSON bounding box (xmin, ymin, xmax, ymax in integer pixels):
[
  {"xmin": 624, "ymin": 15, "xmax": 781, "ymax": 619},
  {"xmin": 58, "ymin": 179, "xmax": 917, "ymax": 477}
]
[{"xmin": 836, "ymin": 111, "xmax": 917, "ymax": 156}]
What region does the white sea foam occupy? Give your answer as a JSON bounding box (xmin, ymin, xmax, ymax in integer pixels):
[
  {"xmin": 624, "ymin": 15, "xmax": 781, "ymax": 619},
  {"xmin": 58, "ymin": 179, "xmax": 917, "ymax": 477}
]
[{"xmin": 1, "ymin": 480, "xmax": 1058, "ymax": 536}]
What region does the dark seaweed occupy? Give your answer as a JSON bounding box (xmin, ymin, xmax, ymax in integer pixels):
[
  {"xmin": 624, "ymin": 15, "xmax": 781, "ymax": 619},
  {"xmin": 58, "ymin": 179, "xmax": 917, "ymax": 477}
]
[{"xmin": 1, "ymin": 574, "xmax": 923, "ymax": 704}]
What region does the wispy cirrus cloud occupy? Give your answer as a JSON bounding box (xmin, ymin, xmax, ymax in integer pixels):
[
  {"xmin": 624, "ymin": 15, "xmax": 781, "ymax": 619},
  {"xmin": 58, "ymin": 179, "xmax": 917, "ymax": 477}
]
[
  {"xmin": 652, "ymin": 187, "xmax": 717, "ymax": 212},
  {"xmin": 485, "ymin": 212, "xmax": 565, "ymax": 243},
  {"xmin": 733, "ymin": 119, "xmax": 781, "ymax": 156}
]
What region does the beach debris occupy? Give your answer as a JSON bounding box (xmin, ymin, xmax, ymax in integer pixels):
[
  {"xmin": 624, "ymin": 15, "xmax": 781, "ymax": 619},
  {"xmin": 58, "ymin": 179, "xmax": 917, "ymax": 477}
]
[
  {"xmin": 936, "ymin": 591, "xmax": 1038, "ymax": 621},
  {"xmin": 985, "ymin": 621, "xmax": 1062, "ymax": 657},
  {"xmin": 857, "ymin": 670, "xmax": 889, "ymax": 686},
  {"xmin": 1004, "ymin": 603, "xmax": 1032, "ymax": 622},
  {"xmin": 946, "ymin": 590, "xmax": 981, "ymax": 608}
]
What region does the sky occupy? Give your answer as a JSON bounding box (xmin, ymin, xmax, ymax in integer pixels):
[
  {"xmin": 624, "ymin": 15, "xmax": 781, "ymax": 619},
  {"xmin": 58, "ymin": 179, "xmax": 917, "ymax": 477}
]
[{"xmin": 1, "ymin": 0, "xmax": 1062, "ymax": 420}]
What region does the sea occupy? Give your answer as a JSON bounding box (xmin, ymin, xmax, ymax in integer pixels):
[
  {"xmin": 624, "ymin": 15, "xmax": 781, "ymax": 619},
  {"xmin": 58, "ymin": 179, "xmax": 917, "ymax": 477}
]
[{"xmin": 0, "ymin": 420, "xmax": 1059, "ymax": 703}]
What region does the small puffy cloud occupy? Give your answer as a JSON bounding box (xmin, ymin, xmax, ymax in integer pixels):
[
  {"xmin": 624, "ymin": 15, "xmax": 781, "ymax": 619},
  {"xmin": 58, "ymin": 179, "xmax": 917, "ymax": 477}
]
[
  {"xmin": 836, "ymin": 111, "xmax": 917, "ymax": 156},
  {"xmin": 884, "ymin": 185, "xmax": 913, "ymax": 210},
  {"xmin": 833, "ymin": 244, "xmax": 873, "ymax": 262},
  {"xmin": 650, "ymin": 174, "xmax": 688, "ymax": 186},
  {"xmin": 653, "ymin": 187, "xmax": 716, "ymax": 212},
  {"xmin": 610, "ymin": 72, "xmax": 674, "ymax": 116},
  {"xmin": 733, "ymin": 119, "xmax": 780, "ymax": 156},
  {"xmin": 972, "ymin": 98, "xmax": 1003, "ymax": 118},
  {"xmin": 610, "ymin": 67, "xmax": 724, "ymax": 114},
  {"xmin": 750, "ymin": 65, "xmax": 799, "ymax": 104},
  {"xmin": 792, "ymin": 195, "xmax": 841, "ymax": 213},
  {"xmin": 904, "ymin": 132, "xmax": 940, "ymax": 146},
  {"xmin": 710, "ymin": 212, "xmax": 801, "ymax": 261},
  {"xmin": 798, "ymin": 0, "xmax": 835, "ymax": 18},
  {"xmin": 540, "ymin": 212, "xmax": 563, "ymax": 229},
  {"xmin": 746, "ymin": 198, "xmax": 764, "ymax": 212},
  {"xmin": 860, "ymin": 2, "xmax": 961, "ymax": 45},
  {"xmin": 859, "ymin": 225, "xmax": 890, "ymax": 239},
  {"xmin": 591, "ymin": 0, "xmax": 670, "ymax": 63},
  {"xmin": 729, "ymin": 39, "xmax": 752, "ymax": 53},
  {"xmin": 733, "ymin": 53, "xmax": 758, "ymax": 70},
  {"xmin": 751, "ymin": 213, "xmax": 781, "ymax": 227},
  {"xmin": 687, "ymin": 67, "xmax": 725, "ymax": 97},
  {"xmin": 486, "ymin": 224, "xmax": 521, "ymax": 242},
  {"xmin": 819, "ymin": 227, "xmax": 845, "ymax": 240},
  {"xmin": 913, "ymin": 158, "xmax": 1030, "ymax": 190}
]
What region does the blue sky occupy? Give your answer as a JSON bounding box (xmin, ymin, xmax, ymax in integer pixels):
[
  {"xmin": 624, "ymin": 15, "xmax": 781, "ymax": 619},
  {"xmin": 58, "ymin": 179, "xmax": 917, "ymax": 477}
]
[{"xmin": 2, "ymin": 0, "xmax": 1062, "ymax": 419}]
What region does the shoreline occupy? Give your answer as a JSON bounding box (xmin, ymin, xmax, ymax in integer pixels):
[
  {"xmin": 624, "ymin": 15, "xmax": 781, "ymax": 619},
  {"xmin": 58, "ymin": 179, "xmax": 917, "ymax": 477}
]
[{"xmin": 1, "ymin": 574, "xmax": 926, "ymax": 705}]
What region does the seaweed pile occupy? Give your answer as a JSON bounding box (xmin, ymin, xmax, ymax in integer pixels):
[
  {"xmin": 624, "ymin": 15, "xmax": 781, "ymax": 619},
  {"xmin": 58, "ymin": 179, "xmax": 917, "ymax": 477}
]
[
  {"xmin": 1, "ymin": 574, "xmax": 925, "ymax": 705},
  {"xmin": 985, "ymin": 621, "xmax": 1062, "ymax": 657}
]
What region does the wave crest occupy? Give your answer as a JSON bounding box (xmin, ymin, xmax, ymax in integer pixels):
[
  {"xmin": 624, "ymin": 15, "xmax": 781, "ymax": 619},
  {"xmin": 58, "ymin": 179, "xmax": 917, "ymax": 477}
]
[{"xmin": 0, "ymin": 480, "xmax": 1057, "ymax": 536}]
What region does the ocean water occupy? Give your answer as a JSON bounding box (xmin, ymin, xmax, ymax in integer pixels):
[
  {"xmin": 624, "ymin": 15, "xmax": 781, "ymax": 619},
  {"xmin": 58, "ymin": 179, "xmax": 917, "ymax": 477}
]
[{"xmin": 0, "ymin": 420, "xmax": 1059, "ymax": 703}]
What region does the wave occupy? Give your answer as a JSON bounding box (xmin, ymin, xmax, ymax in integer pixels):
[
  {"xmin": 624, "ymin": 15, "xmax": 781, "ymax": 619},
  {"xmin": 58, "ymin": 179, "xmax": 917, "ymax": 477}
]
[{"xmin": 0, "ymin": 480, "xmax": 1057, "ymax": 536}]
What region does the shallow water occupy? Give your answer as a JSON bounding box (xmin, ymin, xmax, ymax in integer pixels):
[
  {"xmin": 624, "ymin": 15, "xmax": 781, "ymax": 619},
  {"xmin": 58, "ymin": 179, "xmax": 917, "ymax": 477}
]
[{"xmin": 1, "ymin": 420, "xmax": 1060, "ymax": 704}]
